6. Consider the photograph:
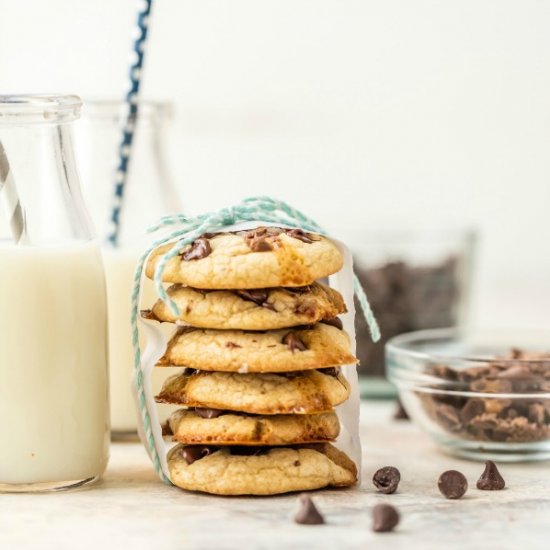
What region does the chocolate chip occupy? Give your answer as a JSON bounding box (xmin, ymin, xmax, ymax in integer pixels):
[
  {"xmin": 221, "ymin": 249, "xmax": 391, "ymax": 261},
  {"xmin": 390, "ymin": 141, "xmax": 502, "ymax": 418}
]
[
  {"xmin": 372, "ymin": 503, "xmax": 399, "ymax": 533},
  {"xmin": 282, "ymin": 331, "xmax": 307, "ymax": 352},
  {"xmin": 194, "ymin": 408, "xmax": 225, "ymax": 419},
  {"xmin": 318, "ymin": 367, "xmax": 340, "ymax": 377},
  {"xmin": 372, "ymin": 466, "xmax": 401, "ymax": 494},
  {"xmin": 181, "ymin": 445, "xmax": 217, "ymax": 465},
  {"xmin": 161, "ymin": 421, "xmax": 173, "ymax": 436},
  {"xmin": 460, "ymin": 399, "xmax": 485, "ymax": 423},
  {"xmin": 234, "ymin": 289, "xmax": 275, "ymax": 311},
  {"xmin": 294, "ymin": 494, "xmax": 325, "ymax": 525},
  {"xmin": 438, "ymin": 470, "xmax": 468, "ymax": 499},
  {"xmin": 286, "ymin": 228, "xmax": 315, "ymax": 244},
  {"xmin": 182, "ymin": 368, "xmax": 198, "ymax": 375},
  {"xmin": 182, "ymin": 237, "xmax": 211, "ymax": 261},
  {"xmin": 393, "ymin": 399, "xmax": 409, "ymax": 420},
  {"xmin": 321, "ymin": 317, "xmax": 344, "ymax": 330},
  {"xmin": 476, "ymin": 460, "xmax": 505, "ymax": 490}
]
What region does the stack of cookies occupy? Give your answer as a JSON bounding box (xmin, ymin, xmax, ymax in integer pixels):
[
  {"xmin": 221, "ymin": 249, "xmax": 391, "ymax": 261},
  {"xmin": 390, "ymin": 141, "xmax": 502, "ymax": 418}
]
[{"xmin": 144, "ymin": 226, "xmax": 359, "ymax": 495}]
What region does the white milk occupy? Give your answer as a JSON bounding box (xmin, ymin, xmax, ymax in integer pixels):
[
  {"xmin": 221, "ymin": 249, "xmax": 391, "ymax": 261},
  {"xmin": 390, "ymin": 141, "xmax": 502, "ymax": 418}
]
[
  {"xmin": 103, "ymin": 249, "xmax": 174, "ymax": 434},
  {"xmin": 0, "ymin": 242, "xmax": 109, "ymax": 485}
]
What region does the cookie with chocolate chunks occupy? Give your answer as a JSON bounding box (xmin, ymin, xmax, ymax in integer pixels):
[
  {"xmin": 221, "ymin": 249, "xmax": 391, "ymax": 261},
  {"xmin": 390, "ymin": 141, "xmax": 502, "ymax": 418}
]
[
  {"xmin": 167, "ymin": 408, "xmax": 340, "ymax": 446},
  {"xmin": 146, "ymin": 282, "xmax": 346, "ymax": 330},
  {"xmin": 145, "ymin": 228, "xmax": 343, "ymax": 289},
  {"xmin": 156, "ymin": 323, "xmax": 357, "ymax": 373},
  {"xmin": 167, "ymin": 442, "xmax": 357, "ymax": 495},
  {"xmin": 156, "ymin": 368, "xmax": 351, "ymax": 415}
]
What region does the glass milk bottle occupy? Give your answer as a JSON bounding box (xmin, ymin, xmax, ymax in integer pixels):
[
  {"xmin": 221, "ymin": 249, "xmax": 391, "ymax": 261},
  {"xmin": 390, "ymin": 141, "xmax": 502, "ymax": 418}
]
[
  {"xmin": 0, "ymin": 95, "xmax": 109, "ymax": 491},
  {"xmin": 76, "ymin": 101, "xmax": 180, "ymax": 437}
]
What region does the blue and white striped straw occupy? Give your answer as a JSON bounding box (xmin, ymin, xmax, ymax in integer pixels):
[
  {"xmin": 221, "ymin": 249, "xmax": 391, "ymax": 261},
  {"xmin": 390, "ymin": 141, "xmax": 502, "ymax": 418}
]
[
  {"xmin": 0, "ymin": 141, "xmax": 27, "ymax": 244},
  {"xmin": 108, "ymin": 0, "xmax": 154, "ymax": 247}
]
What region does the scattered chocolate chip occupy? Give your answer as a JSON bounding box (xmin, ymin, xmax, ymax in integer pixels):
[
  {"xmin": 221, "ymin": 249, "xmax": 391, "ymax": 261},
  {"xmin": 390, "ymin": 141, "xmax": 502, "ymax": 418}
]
[
  {"xmin": 393, "ymin": 399, "xmax": 409, "ymax": 420},
  {"xmin": 318, "ymin": 367, "xmax": 340, "ymax": 377},
  {"xmin": 438, "ymin": 470, "xmax": 468, "ymax": 499},
  {"xmin": 225, "ymin": 342, "xmax": 242, "ymax": 349},
  {"xmin": 294, "ymin": 494, "xmax": 325, "ymax": 525},
  {"xmin": 181, "ymin": 445, "xmax": 217, "ymax": 465},
  {"xmin": 161, "ymin": 421, "xmax": 173, "ymax": 436},
  {"xmin": 372, "ymin": 503, "xmax": 399, "ymax": 533},
  {"xmin": 182, "ymin": 368, "xmax": 198, "ymax": 375},
  {"xmin": 286, "ymin": 228, "xmax": 315, "ymax": 244},
  {"xmin": 476, "ymin": 460, "xmax": 505, "ymax": 490},
  {"xmin": 182, "ymin": 237, "xmax": 212, "ymax": 261},
  {"xmin": 235, "ymin": 289, "xmax": 276, "ymax": 311},
  {"xmin": 372, "ymin": 466, "xmax": 401, "ymax": 494},
  {"xmin": 282, "ymin": 331, "xmax": 308, "ymax": 352},
  {"xmin": 321, "ymin": 317, "xmax": 344, "ymax": 330},
  {"xmin": 194, "ymin": 408, "xmax": 225, "ymax": 419}
]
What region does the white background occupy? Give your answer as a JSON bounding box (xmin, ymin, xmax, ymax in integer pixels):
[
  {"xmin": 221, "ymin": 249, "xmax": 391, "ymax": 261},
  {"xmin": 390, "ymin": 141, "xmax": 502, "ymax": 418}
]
[{"xmin": 1, "ymin": 0, "xmax": 549, "ymax": 330}]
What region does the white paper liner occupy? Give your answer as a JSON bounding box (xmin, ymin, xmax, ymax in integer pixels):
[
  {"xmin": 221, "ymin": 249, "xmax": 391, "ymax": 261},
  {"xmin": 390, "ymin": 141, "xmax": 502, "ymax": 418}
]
[{"xmin": 132, "ymin": 221, "xmax": 361, "ymax": 482}]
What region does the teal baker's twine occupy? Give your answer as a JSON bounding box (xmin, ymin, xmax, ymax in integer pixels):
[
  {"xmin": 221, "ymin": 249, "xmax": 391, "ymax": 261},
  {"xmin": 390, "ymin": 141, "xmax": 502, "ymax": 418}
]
[{"xmin": 131, "ymin": 196, "xmax": 380, "ymax": 483}]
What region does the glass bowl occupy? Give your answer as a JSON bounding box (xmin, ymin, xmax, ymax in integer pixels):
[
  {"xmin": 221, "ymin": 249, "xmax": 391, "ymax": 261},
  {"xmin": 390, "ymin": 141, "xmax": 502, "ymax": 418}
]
[{"xmin": 386, "ymin": 328, "xmax": 550, "ymax": 462}]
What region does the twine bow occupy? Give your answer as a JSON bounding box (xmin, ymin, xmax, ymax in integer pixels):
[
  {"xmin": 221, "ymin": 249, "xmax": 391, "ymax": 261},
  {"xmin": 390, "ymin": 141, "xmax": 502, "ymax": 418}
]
[{"xmin": 131, "ymin": 196, "xmax": 380, "ymax": 483}]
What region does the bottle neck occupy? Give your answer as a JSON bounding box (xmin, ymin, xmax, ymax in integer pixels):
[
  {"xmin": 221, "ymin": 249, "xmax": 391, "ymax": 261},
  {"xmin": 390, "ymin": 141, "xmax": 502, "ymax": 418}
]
[{"xmin": 0, "ymin": 120, "xmax": 94, "ymax": 245}]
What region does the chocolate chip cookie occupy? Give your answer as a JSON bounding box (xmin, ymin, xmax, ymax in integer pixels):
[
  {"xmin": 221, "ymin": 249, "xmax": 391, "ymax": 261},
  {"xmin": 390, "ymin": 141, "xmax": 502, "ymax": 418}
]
[
  {"xmin": 145, "ymin": 228, "xmax": 343, "ymax": 289},
  {"xmin": 167, "ymin": 442, "xmax": 357, "ymax": 495},
  {"xmin": 156, "ymin": 323, "xmax": 357, "ymax": 373},
  {"xmin": 145, "ymin": 282, "xmax": 346, "ymax": 330},
  {"xmin": 156, "ymin": 368, "xmax": 350, "ymax": 414},
  {"xmin": 167, "ymin": 409, "xmax": 340, "ymax": 446}
]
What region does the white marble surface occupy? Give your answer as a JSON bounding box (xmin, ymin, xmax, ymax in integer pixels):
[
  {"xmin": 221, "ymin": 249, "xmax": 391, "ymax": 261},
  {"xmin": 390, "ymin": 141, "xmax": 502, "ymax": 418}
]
[{"xmin": 1, "ymin": 402, "xmax": 549, "ymax": 550}]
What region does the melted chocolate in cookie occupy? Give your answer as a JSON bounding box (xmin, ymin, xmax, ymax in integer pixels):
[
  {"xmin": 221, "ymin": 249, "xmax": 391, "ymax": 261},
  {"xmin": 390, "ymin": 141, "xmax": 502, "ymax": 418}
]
[
  {"xmin": 321, "ymin": 317, "xmax": 344, "ymax": 330},
  {"xmin": 282, "ymin": 331, "xmax": 308, "ymax": 352},
  {"xmin": 181, "ymin": 445, "xmax": 218, "ymax": 465},
  {"xmin": 235, "ymin": 289, "xmax": 276, "ymax": 311},
  {"xmin": 182, "ymin": 237, "xmax": 211, "ymax": 261}
]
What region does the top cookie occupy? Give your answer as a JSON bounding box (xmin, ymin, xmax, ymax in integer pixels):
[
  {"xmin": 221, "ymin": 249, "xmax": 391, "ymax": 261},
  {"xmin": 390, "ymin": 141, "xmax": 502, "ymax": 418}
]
[{"xmin": 145, "ymin": 227, "xmax": 343, "ymax": 289}]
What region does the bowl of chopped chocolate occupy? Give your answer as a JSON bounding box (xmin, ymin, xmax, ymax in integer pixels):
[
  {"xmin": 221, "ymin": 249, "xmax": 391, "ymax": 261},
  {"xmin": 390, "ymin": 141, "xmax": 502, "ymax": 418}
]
[{"xmin": 386, "ymin": 328, "xmax": 550, "ymax": 461}]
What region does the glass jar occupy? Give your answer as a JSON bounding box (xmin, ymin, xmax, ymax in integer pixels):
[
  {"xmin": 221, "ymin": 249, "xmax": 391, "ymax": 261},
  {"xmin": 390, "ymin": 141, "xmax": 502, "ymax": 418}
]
[
  {"xmin": 0, "ymin": 95, "xmax": 109, "ymax": 491},
  {"xmin": 352, "ymin": 230, "xmax": 476, "ymax": 396},
  {"xmin": 76, "ymin": 101, "xmax": 181, "ymax": 437}
]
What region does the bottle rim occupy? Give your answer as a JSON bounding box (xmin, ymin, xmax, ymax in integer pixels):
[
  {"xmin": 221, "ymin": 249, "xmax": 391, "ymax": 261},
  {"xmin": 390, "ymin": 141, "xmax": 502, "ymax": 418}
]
[{"xmin": 0, "ymin": 94, "xmax": 82, "ymax": 125}]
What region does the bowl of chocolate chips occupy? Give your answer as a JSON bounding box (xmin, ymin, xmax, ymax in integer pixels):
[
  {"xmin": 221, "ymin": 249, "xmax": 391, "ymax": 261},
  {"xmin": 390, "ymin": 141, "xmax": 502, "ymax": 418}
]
[{"xmin": 386, "ymin": 328, "xmax": 550, "ymax": 461}]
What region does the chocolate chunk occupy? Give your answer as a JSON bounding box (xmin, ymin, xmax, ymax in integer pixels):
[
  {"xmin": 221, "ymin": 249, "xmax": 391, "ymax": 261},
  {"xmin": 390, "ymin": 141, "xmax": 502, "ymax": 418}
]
[
  {"xmin": 235, "ymin": 289, "xmax": 269, "ymax": 306},
  {"xmin": 234, "ymin": 289, "xmax": 275, "ymax": 311},
  {"xmin": 372, "ymin": 503, "xmax": 400, "ymax": 533},
  {"xmin": 181, "ymin": 445, "xmax": 217, "ymax": 465},
  {"xmin": 294, "ymin": 494, "xmax": 325, "ymax": 525},
  {"xmin": 239, "ymin": 227, "xmax": 282, "ymax": 252},
  {"xmin": 460, "ymin": 399, "xmax": 485, "ymax": 423},
  {"xmin": 435, "ymin": 403, "xmax": 463, "ymax": 432},
  {"xmin": 182, "ymin": 237, "xmax": 211, "ymax": 261},
  {"xmin": 393, "ymin": 399, "xmax": 409, "ymax": 420},
  {"xmin": 182, "ymin": 367, "xmax": 198, "ymax": 375},
  {"xmin": 318, "ymin": 367, "xmax": 340, "ymax": 377},
  {"xmin": 321, "ymin": 317, "xmax": 344, "ymax": 330},
  {"xmin": 372, "ymin": 466, "xmax": 400, "ymax": 494},
  {"xmin": 282, "ymin": 331, "xmax": 307, "ymax": 352},
  {"xmin": 194, "ymin": 408, "xmax": 225, "ymax": 419},
  {"xmin": 528, "ymin": 402, "xmax": 546, "ymax": 425},
  {"xmin": 286, "ymin": 228, "xmax": 315, "ymax": 244},
  {"xmin": 161, "ymin": 421, "xmax": 173, "ymax": 436},
  {"xmin": 476, "ymin": 460, "xmax": 505, "ymax": 490},
  {"xmin": 438, "ymin": 470, "xmax": 468, "ymax": 499}
]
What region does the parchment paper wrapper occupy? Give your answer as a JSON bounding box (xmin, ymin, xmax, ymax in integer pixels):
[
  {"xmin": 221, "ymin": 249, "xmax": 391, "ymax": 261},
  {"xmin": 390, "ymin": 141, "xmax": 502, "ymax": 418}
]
[{"xmin": 132, "ymin": 221, "xmax": 361, "ymax": 483}]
